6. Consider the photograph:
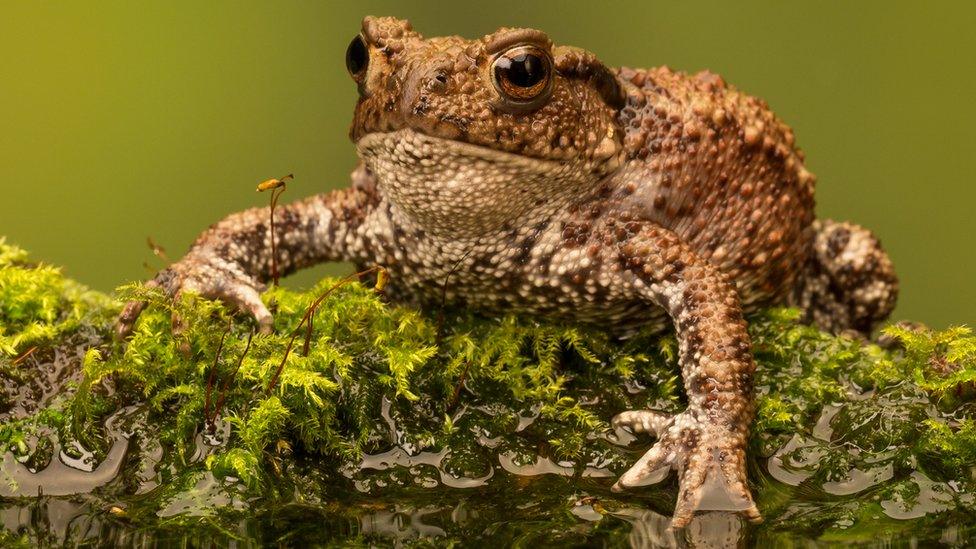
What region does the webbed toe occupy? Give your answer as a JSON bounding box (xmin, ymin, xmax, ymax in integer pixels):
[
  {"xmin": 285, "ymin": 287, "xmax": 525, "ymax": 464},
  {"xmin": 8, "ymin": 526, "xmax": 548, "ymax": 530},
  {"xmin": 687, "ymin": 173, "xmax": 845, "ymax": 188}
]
[{"xmin": 612, "ymin": 410, "xmax": 759, "ymax": 528}]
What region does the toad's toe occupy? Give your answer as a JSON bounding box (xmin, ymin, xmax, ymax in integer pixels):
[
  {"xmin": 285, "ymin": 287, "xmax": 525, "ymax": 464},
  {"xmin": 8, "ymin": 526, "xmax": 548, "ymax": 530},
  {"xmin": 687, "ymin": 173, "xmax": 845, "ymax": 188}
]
[
  {"xmin": 613, "ymin": 411, "xmax": 759, "ymax": 528},
  {"xmin": 612, "ymin": 410, "xmax": 674, "ymax": 437}
]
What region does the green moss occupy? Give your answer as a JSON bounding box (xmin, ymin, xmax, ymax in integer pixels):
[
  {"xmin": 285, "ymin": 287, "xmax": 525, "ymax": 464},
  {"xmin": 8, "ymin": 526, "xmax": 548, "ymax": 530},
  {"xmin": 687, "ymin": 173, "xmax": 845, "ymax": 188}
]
[
  {"xmin": 0, "ymin": 238, "xmax": 112, "ymax": 356},
  {"xmin": 2, "ymin": 238, "xmax": 975, "ymax": 546}
]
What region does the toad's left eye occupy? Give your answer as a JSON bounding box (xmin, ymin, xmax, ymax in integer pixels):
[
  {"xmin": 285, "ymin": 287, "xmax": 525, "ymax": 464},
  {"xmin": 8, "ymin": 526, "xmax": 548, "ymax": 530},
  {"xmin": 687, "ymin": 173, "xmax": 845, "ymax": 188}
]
[{"xmin": 492, "ymin": 45, "xmax": 552, "ymax": 104}]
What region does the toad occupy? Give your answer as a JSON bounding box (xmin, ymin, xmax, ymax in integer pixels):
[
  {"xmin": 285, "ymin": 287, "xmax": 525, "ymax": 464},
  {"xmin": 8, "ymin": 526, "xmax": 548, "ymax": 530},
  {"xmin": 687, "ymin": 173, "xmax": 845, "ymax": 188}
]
[{"xmin": 118, "ymin": 16, "xmax": 898, "ymax": 527}]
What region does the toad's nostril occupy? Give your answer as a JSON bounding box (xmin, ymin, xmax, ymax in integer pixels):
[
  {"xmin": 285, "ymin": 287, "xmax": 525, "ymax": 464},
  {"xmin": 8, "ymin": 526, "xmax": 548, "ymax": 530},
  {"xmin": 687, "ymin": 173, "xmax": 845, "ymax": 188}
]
[{"xmin": 426, "ymin": 70, "xmax": 449, "ymax": 93}]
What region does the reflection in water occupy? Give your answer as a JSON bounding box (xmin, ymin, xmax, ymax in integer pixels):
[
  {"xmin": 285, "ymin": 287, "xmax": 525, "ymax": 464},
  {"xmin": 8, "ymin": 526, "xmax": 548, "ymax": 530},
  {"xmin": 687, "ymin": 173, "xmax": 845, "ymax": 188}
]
[
  {"xmin": 0, "ymin": 406, "xmax": 134, "ymax": 498},
  {"xmin": 359, "ymin": 505, "xmax": 447, "ymax": 540},
  {"xmin": 880, "ymin": 471, "xmax": 956, "ymax": 520},
  {"xmin": 1, "ymin": 499, "xmax": 101, "ymax": 546},
  {"xmin": 498, "ymin": 451, "xmax": 574, "ymax": 477},
  {"xmin": 682, "ymin": 513, "xmax": 748, "ymax": 549},
  {"xmin": 614, "ymin": 508, "xmax": 748, "ymax": 549},
  {"xmin": 613, "ymin": 508, "xmax": 677, "ymax": 548},
  {"xmin": 355, "ymin": 445, "xmax": 495, "ymax": 489}
]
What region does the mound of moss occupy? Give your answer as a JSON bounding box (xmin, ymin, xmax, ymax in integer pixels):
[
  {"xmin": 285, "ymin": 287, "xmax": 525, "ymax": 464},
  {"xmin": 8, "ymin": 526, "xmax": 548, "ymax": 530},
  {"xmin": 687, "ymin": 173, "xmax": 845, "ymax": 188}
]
[{"xmin": 1, "ymin": 238, "xmax": 975, "ymax": 546}]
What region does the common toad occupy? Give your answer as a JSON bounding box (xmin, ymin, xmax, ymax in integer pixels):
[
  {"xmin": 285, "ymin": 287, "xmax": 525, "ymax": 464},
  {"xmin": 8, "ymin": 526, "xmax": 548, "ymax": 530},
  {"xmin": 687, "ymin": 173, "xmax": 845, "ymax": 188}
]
[{"xmin": 118, "ymin": 16, "xmax": 898, "ymax": 527}]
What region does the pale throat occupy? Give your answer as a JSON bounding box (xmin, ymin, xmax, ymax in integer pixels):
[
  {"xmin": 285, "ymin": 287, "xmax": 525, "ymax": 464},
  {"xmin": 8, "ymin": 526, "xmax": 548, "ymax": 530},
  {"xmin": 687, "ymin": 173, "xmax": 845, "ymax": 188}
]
[{"xmin": 356, "ymin": 129, "xmax": 603, "ymax": 239}]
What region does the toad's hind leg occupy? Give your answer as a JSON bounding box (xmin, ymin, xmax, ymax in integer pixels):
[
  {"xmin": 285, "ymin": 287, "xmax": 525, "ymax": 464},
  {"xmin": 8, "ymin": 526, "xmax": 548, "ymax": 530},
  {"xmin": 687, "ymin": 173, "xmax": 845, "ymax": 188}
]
[{"xmin": 791, "ymin": 219, "xmax": 898, "ymax": 335}]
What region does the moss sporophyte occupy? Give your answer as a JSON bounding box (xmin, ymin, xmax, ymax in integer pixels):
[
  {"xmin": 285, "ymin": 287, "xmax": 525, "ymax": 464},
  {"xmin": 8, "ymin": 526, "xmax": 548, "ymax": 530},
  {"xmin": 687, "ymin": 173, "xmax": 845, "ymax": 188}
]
[
  {"xmin": 256, "ymin": 173, "xmax": 294, "ymax": 287},
  {"xmin": 1, "ymin": 237, "xmax": 974, "ymax": 545}
]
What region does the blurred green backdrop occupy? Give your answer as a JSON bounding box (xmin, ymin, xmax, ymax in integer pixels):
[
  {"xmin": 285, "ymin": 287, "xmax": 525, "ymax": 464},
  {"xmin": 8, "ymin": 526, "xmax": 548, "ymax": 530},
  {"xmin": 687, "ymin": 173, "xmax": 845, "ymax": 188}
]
[{"xmin": 1, "ymin": 1, "xmax": 974, "ymax": 328}]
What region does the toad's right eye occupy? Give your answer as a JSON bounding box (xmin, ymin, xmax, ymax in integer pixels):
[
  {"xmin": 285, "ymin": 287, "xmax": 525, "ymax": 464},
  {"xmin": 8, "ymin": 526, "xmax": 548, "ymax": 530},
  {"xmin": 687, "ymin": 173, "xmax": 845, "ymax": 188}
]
[{"xmin": 345, "ymin": 35, "xmax": 369, "ymax": 80}]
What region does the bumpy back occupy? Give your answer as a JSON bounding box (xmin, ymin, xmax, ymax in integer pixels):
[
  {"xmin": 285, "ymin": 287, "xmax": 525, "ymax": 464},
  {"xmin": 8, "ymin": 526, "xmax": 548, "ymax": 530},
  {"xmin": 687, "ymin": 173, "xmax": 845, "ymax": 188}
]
[{"xmin": 611, "ymin": 66, "xmax": 818, "ymax": 309}]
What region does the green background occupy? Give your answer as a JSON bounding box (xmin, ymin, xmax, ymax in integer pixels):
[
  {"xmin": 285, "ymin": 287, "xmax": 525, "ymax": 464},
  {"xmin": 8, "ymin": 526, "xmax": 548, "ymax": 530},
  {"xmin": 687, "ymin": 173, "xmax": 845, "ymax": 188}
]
[{"xmin": 2, "ymin": 1, "xmax": 973, "ymax": 328}]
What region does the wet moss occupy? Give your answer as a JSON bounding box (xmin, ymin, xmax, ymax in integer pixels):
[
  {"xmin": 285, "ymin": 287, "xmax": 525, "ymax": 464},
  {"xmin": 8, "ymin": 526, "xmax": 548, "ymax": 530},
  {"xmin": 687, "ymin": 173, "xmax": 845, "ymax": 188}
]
[{"xmin": 1, "ymin": 238, "xmax": 975, "ymax": 546}]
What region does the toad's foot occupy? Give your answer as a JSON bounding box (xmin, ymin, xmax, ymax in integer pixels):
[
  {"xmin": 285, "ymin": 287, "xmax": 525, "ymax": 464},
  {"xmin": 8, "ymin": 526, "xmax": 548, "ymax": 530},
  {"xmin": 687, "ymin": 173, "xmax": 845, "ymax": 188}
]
[
  {"xmin": 117, "ymin": 252, "xmax": 273, "ymax": 338},
  {"xmin": 611, "ymin": 409, "xmax": 760, "ymax": 529}
]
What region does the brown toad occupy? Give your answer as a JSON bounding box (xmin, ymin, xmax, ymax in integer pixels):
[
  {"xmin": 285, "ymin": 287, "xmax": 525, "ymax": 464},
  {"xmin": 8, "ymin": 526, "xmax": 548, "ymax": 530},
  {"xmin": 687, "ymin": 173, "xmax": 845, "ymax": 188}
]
[{"xmin": 118, "ymin": 16, "xmax": 898, "ymax": 527}]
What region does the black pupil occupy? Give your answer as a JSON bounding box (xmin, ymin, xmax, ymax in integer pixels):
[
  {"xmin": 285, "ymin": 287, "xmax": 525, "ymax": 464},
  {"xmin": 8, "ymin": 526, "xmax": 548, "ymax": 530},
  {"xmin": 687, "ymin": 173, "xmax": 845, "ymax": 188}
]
[
  {"xmin": 346, "ymin": 36, "xmax": 368, "ymax": 76},
  {"xmin": 497, "ymin": 53, "xmax": 545, "ymax": 88}
]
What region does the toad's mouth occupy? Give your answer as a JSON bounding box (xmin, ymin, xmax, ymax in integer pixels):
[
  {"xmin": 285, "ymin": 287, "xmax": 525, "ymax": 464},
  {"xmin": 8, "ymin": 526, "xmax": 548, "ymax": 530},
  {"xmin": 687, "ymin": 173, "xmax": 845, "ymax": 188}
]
[{"xmin": 355, "ymin": 129, "xmax": 566, "ymax": 170}]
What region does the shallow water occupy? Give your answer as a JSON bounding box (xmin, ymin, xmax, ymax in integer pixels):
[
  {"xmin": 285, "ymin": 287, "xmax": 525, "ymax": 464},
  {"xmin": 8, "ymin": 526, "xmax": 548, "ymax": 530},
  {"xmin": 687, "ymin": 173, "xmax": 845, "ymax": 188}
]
[{"xmin": 2, "ymin": 452, "xmax": 973, "ymax": 547}]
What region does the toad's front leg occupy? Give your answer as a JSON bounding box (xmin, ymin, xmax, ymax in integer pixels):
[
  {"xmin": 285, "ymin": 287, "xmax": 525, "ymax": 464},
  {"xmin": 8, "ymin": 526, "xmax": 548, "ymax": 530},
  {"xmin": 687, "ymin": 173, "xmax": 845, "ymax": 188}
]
[
  {"xmin": 117, "ymin": 167, "xmax": 381, "ymax": 336},
  {"xmin": 604, "ymin": 223, "xmax": 760, "ymax": 528}
]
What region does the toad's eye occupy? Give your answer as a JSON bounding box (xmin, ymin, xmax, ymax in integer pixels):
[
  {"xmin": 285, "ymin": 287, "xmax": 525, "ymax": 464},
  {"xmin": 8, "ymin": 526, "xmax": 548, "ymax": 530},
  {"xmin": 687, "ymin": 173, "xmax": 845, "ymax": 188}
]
[
  {"xmin": 492, "ymin": 45, "xmax": 552, "ymax": 105},
  {"xmin": 345, "ymin": 35, "xmax": 368, "ymax": 80}
]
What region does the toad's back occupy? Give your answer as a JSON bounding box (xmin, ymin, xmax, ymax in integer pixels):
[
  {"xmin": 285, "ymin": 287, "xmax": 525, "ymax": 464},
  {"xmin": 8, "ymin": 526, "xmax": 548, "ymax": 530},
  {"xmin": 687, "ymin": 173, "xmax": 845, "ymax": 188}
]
[{"xmin": 610, "ymin": 66, "xmax": 816, "ymax": 309}]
